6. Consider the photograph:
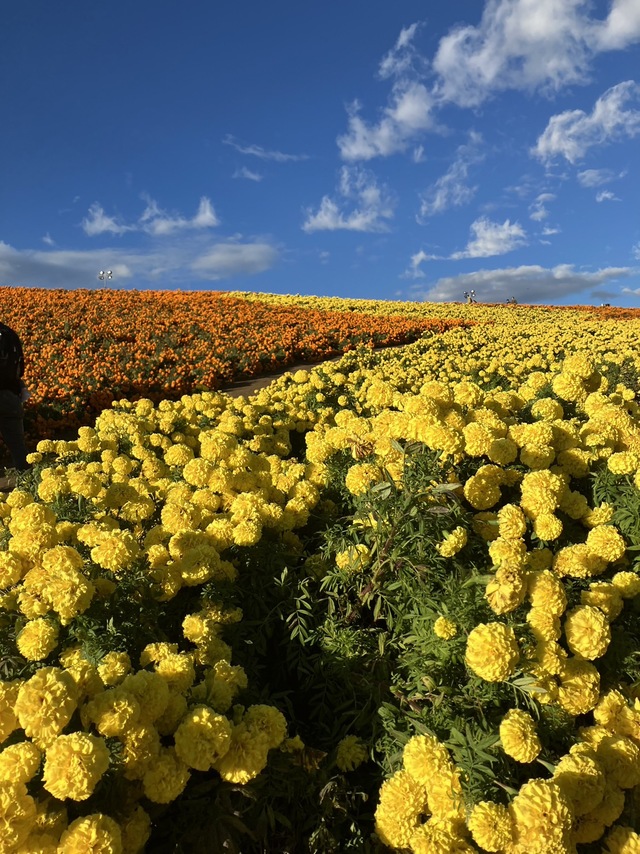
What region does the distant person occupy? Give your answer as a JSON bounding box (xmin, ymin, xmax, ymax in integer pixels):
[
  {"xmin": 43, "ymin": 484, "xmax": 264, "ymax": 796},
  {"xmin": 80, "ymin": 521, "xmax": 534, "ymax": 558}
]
[{"xmin": 0, "ymin": 322, "xmax": 28, "ymax": 472}]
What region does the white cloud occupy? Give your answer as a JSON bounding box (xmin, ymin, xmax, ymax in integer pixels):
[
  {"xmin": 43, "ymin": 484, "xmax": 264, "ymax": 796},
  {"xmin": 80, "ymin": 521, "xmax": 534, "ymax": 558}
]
[
  {"xmin": 416, "ymin": 263, "xmax": 633, "ymax": 303},
  {"xmin": 451, "ymin": 217, "xmax": 527, "ymax": 259},
  {"xmin": 542, "ymin": 225, "xmax": 560, "ymax": 236},
  {"xmin": 592, "ymin": 0, "xmax": 640, "ymax": 50},
  {"xmin": 337, "ymin": 81, "xmax": 436, "ymax": 161},
  {"xmin": 529, "ymin": 192, "xmax": 555, "ymax": 221},
  {"xmin": 633, "ymin": 243, "xmax": 640, "ymax": 260},
  {"xmin": 533, "ymin": 81, "xmax": 640, "ymax": 164},
  {"xmin": 596, "ymin": 189, "xmax": 620, "ymax": 202},
  {"xmin": 42, "ymin": 233, "xmax": 55, "ymax": 247},
  {"xmin": 378, "ymin": 22, "xmax": 424, "ymax": 79},
  {"xmin": 82, "ymin": 203, "xmax": 133, "ymax": 236},
  {"xmin": 402, "ymin": 249, "xmax": 438, "ymax": 279},
  {"xmin": 302, "ymin": 166, "xmax": 395, "ymax": 233},
  {"xmin": 83, "ymin": 197, "xmax": 219, "ymax": 238},
  {"xmin": 576, "ymin": 167, "xmax": 617, "ymax": 186},
  {"xmin": 0, "ymin": 237, "xmax": 278, "ymax": 289},
  {"xmin": 233, "ymin": 167, "xmax": 263, "ymax": 182},
  {"xmin": 418, "ymin": 132, "xmax": 484, "ymax": 219},
  {"xmin": 431, "ymin": 0, "xmax": 640, "ymax": 108},
  {"xmin": 223, "ymin": 134, "xmax": 309, "ymax": 162},
  {"xmin": 412, "ymin": 145, "xmax": 425, "ymax": 163},
  {"xmin": 190, "ymin": 242, "xmax": 278, "ymax": 280}
]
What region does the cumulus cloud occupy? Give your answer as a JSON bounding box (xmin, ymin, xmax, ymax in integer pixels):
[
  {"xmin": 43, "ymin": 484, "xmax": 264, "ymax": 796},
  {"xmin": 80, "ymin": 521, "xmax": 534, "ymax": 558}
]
[
  {"xmin": 82, "ymin": 197, "xmax": 220, "ymax": 238},
  {"xmin": 223, "ymin": 134, "xmax": 309, "ymax": 162},
  {"xmin": 82, "ymin": 204, "xmax": 133, "ymax": 236},
  {"xmin": 302, "ymin": 166, "xmax": 395, "ymax": 233},
  {"xmin": 418, "ymin": 132, "xmax": 484, "ymax": 219},
  {"xmin": 451, "ymin": 217, "xmax": 527, "ymax": 259},
  {"xmin": 533, "ymin": 81, "xmax": 640, "ymax": 164},
  {"xmin": 431, "ymin": 0, "xmax": 640, "ymax": 108},
  {"xmin": 416, "ymin": 263, "xmax": 633, "ymax": 303},
  {"xmin": 0, "ymin": 237, "xmax": 278, "ymax": 289}
]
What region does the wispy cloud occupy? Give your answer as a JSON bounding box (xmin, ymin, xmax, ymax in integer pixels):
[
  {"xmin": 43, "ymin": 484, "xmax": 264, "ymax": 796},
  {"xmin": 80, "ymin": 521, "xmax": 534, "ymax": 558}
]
[
  {"xmin": 0, "ymin": 237, "xmax": 278, "ymax": 289},
  {"xmin": 82, "ymin": 197, "xmax": 219, "ymax": 238},
  {"xmin": 529, "ymin": 192, "xmax": 555, "ymax": 221},
  {"xmin": 402, "ymin": 249, "xmax": 438, "ymax": 279},
  {"xmin": 302, "ymin": 166, "xmax": 395, "ymax": 233},
  {"xmin": 418, "ymin": 131, "xmax": 484, "ymax": 219},
  {"xmin": 596, "ymin": 189, "xmax": 620, "ymax": 202},
  {"xmin": 42, "ymin": 233, "xmax": 55, "ymax": 247},
  {"xmin": 542, "ymin": 225, "xmax": 560, "ymax": 236},
  {"xmin": 415, "ymin": 264, "xmax": 633, "ymax": 303},
  {"xmin": 633, "ymin": 243, "xmax": 640, "ymax": 261},
  {"xmin": 223, "ymin": 134, "xmax": 309, "ymax": 162},
  {"xmin": 451, "ymin": 217, "xmax": 527, "ymax": 259},
  {"xmin": 576, "ymin": 168, "xmax": 617, "ymax": 187},
  {"xmin": 533, "ymin": 81, "xmax": 640, "ymax": 164},
  {"xmin": 232, "ymin": 167, "xmax": 263, "ymax": 182}
]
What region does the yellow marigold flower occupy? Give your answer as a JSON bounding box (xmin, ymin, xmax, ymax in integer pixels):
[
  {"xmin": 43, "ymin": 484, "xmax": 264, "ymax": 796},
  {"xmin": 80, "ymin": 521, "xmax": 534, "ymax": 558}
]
[
  {"xmin": 436, "ymin": 526, "xmax": 467, "ymax": 557},
  {"xmin": 433, "ymin": 616, "xmax": 457, "ymax": 639},
  {"xmin": 243, "ymin": 704, "xmax": 287, "ymax": 750},
  {"xmin": 527, "ymin": 607, "xmax": 561, "ymax": 642},
  {"xmin": 374, "ymin": 769, "xmax": 429, "ymax": 849},
  {"xmin": 0, "ymin": 741, "xmax": 41, "ymax": 783},
  {"xmin": 43, "ymin": 732, "xmax": 110, "ymax": 800},
  {"xmin": 463, "ymin": 474, "xmax": 501, "ymax": 510},
  {"xmin": 553, "ymin": 543, "xmax": 607, "ymax": 579},
  {"xmin": 465, "ymin": 623, "xmax": 520, "ymax": 682},
  {"xmin": 212, "ymin": 722, "xmax": 269, "ymax": 784},
  {"xmin": 97, "ymin": 651, "xmax": 131, "ymax": 686},
  {"xmin": 336, "ymin": 544, "xmax": 371, "ymax": 572},
  {"xmin": 59, "ymin": 647, "xmax": 103, "ymax": 699},
  {"xmin": 526, "ymin": 547, "xmax": 553, "ymax": 571},
  {"xmin": 497, "ymin": 504, "xmax": 527, "ymax": 539},
  {"xmin": 409, "ymin": 822, "xmax": 475, "ymax": 853},
  {"xmin": 91, "ymin": 530, "xmax": 141, "ymax": 574},
  {"xmin": 120, "ymin": 721, "xmax": 161, "ymax": 781},
  {"xmin": 344, "ymin": 463, "xmax": 383, "ymax": 496},
  {"xmin": 531, "ymin": 397, "xmax": 564, "ymax": 421},
  {"xmin": 586, "ymin": 524, "xmax": 626, "ymax": 563},
  {"xmin": 489, "ymin": 537, "xmax": 527, "ymax": 568},
  {"xmin": 155, "ymin": 691, "xmax": 188, "ymax": 737},
  {"xmin": 528, "ymin": 569, "xmax": 567, "ymax": 616},
  {"xmin": 596, "ymin": 734, "xmax": 640, "ymax": 789},
  {"xmin": 0, "ymin": 551, "xmax": 25, "ymax": 588},
  {"xmin": 553, "ymin": 747, "xmax": 605, "ymax": 816},
  {"xmin": 120, "ymin": 806, "xmax": 151, "ymax": 854},
  {"xmin": 86, "ymin": 687, "xmax": 141, "ymax": 737},
  {"xmin": 120, "ymin": 670, "xmax": 170, "ymax": 723},
  {"xmin": 533, "ymin": 512, "xmax": 563, "ymax": 541},
  {"xmin": 607, "ymin": 452, "xmax": 639, "ymax": 475},
  {"xmin": 0, "ymin": 782, "xmax": 37, "ymax": 851},
  {"xmin": 336, "ymin": 734, "xmax": 368, "ymax": 771},
  {"xmin": 499, "ymin": 709, "xmax": 541, "ymax": 763},
  {"xmin": 579, "ymin": 779, "xmax": 625, "ymax": 834},
  {"xmin": 557, "ymin": 657, "xmax": 600, "ymax": 715},
  {"xmin": 139, "ymin": 642, "xmax": 179, "ymax": 666},
  {"xmin": 174, "ymin": 705, "xmax": 232, "ymax": 772},
  {"xmin": 15, "ymin": 667, "xmax": 77, "ymax": 744},
  {"xmin": 402, "ymin": 733, "xmax": 451, "ymax": 789},
  {"xmin": 0, "ymin": 679, "xmax": 22, "ymax": 744},
  {"xmin": 520, "ymin": 444, "xmax": 556, "ymax": 470},
  {"xmin": 16, "ymin": 618, "xmax": 59, "ymax": 661},
  {"xmin": 564, "ymin": 605, "xmax": 611, "ymax": 659},
  {"xmin": 485, "ymin": 567, "xmax": 527, "ymax": 615},
  {"xmin": 604, "ymin": 825, "xmax": 640, "ymax": 853},
  {"xmin": 487, "ymin": 436, "xmax": 519, "ymax": 465},
  {"xmin": 57, "ymin": 813, "xmax": 122, "ymax": 853},
  {"xmin": 509, "ymin": 778, "xmax": 573, "ymax": 853},
  {"xmin": 582, "ymin": 502, "xmax": 615, "ymax": 528},
  {"xmin": 164, "ymin": 443, "xmax": 195, "ymax": 467},
  {"xmin": 467, "ymin": 801, "xmax": 513, "ymax": 852},
  {"xmin": 581, "ymin": 582, "xmax": 624, "ymax": 621},
  {"xmin": 612, "ymin": 571, "xmax": 640, "ymax": 599}
]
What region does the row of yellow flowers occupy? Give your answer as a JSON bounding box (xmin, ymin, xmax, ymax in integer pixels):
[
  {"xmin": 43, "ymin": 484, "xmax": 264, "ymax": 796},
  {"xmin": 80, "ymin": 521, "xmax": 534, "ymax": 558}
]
[{"xmin": 1, "ymin": 295, "xmax": 640, "ymax": 850}]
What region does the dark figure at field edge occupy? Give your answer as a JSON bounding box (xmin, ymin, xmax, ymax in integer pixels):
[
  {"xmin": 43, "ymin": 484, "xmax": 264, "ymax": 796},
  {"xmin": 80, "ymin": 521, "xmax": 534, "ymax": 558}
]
[{"xmin": 0, "ymin": 321, "xmax": 29, "ymax": 473}]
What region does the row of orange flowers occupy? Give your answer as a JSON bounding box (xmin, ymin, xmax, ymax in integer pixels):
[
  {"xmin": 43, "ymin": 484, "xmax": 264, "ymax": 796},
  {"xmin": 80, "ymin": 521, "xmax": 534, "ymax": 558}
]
[{"xmin": 0, "ymin": 287, "xmax": 470, "ymax": 439}]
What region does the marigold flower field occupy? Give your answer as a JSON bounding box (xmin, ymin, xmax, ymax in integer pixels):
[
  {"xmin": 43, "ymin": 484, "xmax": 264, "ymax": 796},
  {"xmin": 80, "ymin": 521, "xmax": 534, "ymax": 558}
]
[{"xmin": 2, "ymin": 290, "xmax": 640, "ymax": 852}]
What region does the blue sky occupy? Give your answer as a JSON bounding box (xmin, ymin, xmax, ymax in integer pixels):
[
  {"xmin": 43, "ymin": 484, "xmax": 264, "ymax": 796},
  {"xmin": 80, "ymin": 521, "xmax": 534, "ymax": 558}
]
[{"xmin": 2, "ymin": 0, "xmax": 640, "ymax": 305}]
